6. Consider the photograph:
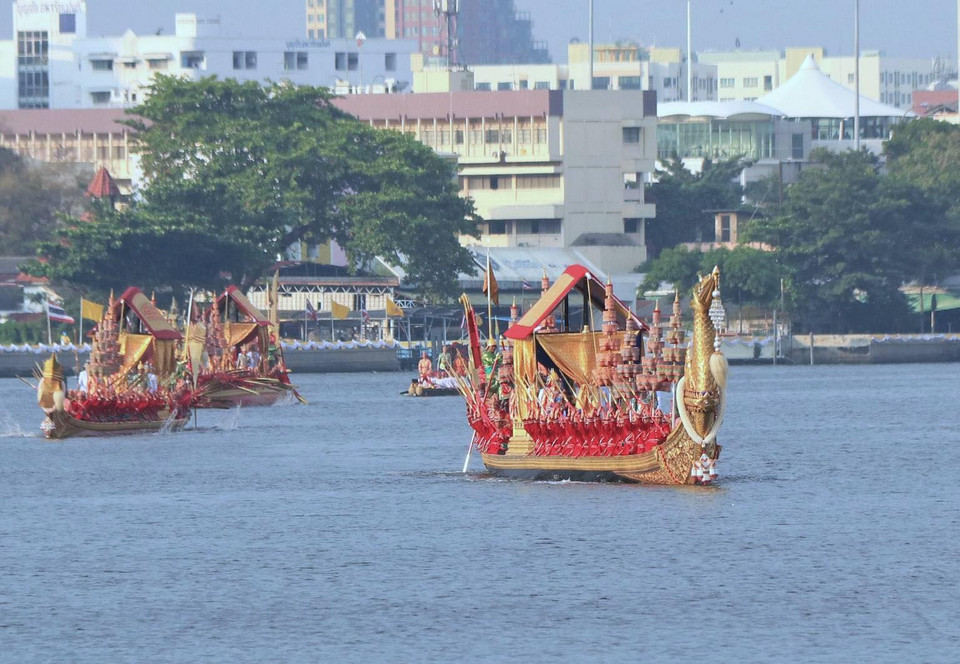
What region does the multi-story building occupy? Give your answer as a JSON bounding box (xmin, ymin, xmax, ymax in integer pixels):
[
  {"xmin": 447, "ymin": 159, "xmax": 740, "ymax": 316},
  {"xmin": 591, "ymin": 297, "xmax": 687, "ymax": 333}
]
[
  {"xmin": 419, "ymin": 41, "xmax": 716, "ymax": 101},
  {"xmin": 0, "ymin": 1, "xmax": 416, "ymax": 110},
  {"xmin": 699, "ymin": 47, "xmax": 953, "ymax": 111},
  {"xmin": 333, "ymin": 89, "xmax": 657, "ymax": 273},
  {"xmin": 306, "ymin": 0, "xmax": 386, "ymax": 40},
  {"xmin": 307, "ymin": 0, "xmax": 550, "ymax": 66}
]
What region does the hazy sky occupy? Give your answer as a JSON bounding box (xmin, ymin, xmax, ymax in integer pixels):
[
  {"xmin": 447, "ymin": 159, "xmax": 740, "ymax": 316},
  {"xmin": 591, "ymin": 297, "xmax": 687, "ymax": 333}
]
[{"xmin": 0, "ymin": 0, "xmax": 954, "ymax": 61}]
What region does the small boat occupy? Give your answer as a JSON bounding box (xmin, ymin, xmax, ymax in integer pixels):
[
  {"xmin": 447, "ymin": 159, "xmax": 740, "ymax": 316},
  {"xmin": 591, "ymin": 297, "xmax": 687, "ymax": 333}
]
[
  {"xmin": 402, "ymin": 376, "xmax": 461, "ymax": 397},
  {"xmin": 403, "ymin": 344, "xmax": 469, "ymax": 397},
  {"xmin": 36, "ymin": 290, "xmax": 192, "ymax": 439},
  {"xmin": 187, "ymin": 286, "xmax": 304, "ymax": 408},
  {"xmin": 454, "ymin": 265, "xmax": 728, "ymax": 485}
]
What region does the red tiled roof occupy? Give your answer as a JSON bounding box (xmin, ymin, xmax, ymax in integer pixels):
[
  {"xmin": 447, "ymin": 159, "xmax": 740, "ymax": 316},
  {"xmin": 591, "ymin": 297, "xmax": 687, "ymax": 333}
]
[
  {"xmin": 0, "ymin": 108, "xmax": 135, "ymax": 135},
  {"xmin": 86, "ymin": 166, "xmax": 121, "ymax": 198}
]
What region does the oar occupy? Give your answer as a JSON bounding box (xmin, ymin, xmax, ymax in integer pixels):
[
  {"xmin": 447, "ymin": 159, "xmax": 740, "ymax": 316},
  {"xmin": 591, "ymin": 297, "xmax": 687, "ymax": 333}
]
[{"xmin": 462, "ymin": 432, "xmax": 476, "ymax": 474}]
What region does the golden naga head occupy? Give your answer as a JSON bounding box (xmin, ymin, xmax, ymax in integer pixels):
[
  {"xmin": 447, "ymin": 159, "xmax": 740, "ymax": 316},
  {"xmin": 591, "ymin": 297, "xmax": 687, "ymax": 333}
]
[{"xmin": 691, "ymin": 266, "xmax": 720, "ymax": 313}]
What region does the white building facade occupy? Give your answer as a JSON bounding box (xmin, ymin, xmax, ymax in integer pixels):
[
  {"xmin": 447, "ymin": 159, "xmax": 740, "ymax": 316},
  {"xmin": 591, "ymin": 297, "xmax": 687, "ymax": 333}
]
[{"xmin": 0, "ymin": 1, "xmax": 417, "ymax": 110}]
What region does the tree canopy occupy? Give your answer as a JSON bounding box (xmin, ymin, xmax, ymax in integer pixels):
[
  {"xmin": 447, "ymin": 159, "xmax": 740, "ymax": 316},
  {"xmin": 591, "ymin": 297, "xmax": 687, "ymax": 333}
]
[
  {"xmin": 0, "ymin": 149, "xmax": 87, "ymax": 255},
  {"xmin": 746, "ymin": 149, "xmax": 958, "ymax": 333},
  {"xmin": 644, "ymin": 156, "xmax": 745, "ymax": 256},
  {"xmin": 31, "ymin": 77, "xmax": 480, "ymax": 300},
  {"xmin": 639, "ymin": 245, "xmax": 781, "ymax": 307}
]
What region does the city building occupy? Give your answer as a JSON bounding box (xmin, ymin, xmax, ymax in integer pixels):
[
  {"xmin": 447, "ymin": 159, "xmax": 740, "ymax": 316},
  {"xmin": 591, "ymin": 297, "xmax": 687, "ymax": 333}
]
[
  {"xmin": 334, "ymin": 89, "xmax": 657, "ymax": 274},
  {"xmin": 417, "ymin": 41, "xmax": 717, "ymax": 101},
  {"xmin": 699, "ymin": 47, "xmax": 953, "ymax": 111},
  {"xmin": 306, "ymin": 0, "xmax": 386, "ymax": 40},
  {"xmin": 0, "ymin": 1, "xmax": 417, "ymax": 110},
  {"xmin": 757, "ymin": 55, "xmax": 907, "ymax": 152}
]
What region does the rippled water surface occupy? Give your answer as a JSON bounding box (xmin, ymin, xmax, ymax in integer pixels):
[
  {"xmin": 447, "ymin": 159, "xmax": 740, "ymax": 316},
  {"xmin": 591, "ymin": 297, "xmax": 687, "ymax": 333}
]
[{"xmin": 1, "ymin": 364, "xmax": 958, "ymax": 663}]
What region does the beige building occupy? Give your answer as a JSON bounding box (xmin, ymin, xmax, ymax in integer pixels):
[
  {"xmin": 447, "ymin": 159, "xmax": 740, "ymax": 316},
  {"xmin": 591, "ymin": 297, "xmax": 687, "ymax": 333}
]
[{"xmin": 334, "ymin": 88, "xmax": 658, "ymax": 273}]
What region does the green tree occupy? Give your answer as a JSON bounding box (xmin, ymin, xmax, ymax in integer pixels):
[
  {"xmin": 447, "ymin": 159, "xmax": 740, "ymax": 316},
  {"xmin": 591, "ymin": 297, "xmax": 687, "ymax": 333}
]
[
  {"xmin": 0, "ymin": 149, "xmax": 87, "ymax": 255},
  {"xmin": 32, "ymin": 77, "xmax": 479, "ymax": 300},
  {"xmin": 746, "ymin": 149, "xmax": 952, "ymax": 333},
  {"xmin": 644, "ymin": 156, "xmax": 745, "ymax": 256},
  {"xmin": 640, "ymin": 245, "xmax": 780, "ymax": 307}
]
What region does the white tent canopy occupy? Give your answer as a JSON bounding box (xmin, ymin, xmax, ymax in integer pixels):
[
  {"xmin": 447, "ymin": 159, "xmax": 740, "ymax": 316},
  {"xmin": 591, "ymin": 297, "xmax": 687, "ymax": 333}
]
[
  {"xmin": 658, "ymin": 100, "xmax": 784, "ymax": 121},
  {"xmin": 757, "ymin": 54, "xmax": 906, "ymax": 119}
]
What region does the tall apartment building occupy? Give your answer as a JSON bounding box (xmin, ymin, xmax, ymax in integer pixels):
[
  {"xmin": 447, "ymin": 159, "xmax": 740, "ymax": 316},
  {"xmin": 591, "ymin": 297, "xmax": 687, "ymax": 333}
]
[
  {"xmin": 0, "ymin": 1, "xmax": 416, "ymax": 109},
  {"xmin": 324, "ymin": 0, "xmax": 550, "ymax": 66},
  {"xmin": 333, "ymin": 89, "xmax": 657, "ymax": 273},
  {"xmin": 306, "ymin": 0, "xmax": 386, "ymax": 40}
]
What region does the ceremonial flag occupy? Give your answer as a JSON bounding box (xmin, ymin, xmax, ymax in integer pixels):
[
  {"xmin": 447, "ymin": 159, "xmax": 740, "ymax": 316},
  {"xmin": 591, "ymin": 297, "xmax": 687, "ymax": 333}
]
[
  {"xmin": 482, "ymin": 259, "xmax": 499, "ymax": 306},
  {"xmin": 385, "ymin": 297, "xmax": 405, "ymax": 317},
  {"xmin": 331, "ymin": 301, "xmax": 350, "ymax": 320},
  {"xmin": 80, "ymin": 298, "xmax": 104, "ymax": 322},
  {"xmin": 47, "ymin": 300, "xmax": 75, "ymax": 325},
  {"xmin": 305, "ymin": 299, "xmax": 318, "ymax": 321},
  {"xmin": 361, "ymin": 310, "xmax": 371, "ymax": 324}
]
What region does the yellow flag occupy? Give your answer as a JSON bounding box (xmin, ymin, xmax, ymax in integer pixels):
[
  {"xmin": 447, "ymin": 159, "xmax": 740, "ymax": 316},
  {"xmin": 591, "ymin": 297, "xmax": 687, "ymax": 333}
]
[
  {"xmin": 482, "ymin": 261, "xmax": 499, "ymax": 305},
  {"xmin": 386, "ymin": 297, "xmax": 404, "ymax": 317},
  {"xmin": 331, "ymin": 301, "xmax": 350, "ymax": 320},
  {"xmin": 80, "ymin": 298, "xmax": 104, "ymax": 322}
]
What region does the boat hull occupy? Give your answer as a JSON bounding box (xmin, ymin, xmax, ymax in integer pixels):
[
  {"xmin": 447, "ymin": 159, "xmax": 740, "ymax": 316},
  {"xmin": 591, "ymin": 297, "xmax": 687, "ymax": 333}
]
[
  {"xmin": 199, "ymin": 382, "xmax": 298, "ymax": 408},
  {"xmin": 41, "ymin": 408, "xmax": 189, "ymax": 440},
  {"xmin": 480, "ymin": 425, "xmax": 717, "ymax": 485}
]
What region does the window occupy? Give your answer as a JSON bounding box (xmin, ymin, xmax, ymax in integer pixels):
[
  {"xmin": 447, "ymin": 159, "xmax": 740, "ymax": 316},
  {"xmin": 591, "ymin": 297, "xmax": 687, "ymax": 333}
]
[
  {"xmin": 719, "ymin": 215, "xmax": 731, "ymax": 242},
  {"xmin": 384, "ymin": 53, "xmax": 396, "ymax": 71},
  {"xmin": 18, "ymin": 31, "xmax": 49, "ymax": 67},
  {"xmin": 181, "ymin": 51, "xmax": 205, "ymax": 69},
  {"xmin": 592, "ymin": 76, "xmax": 610, "ymax": 90},
  {"xmin": 347, "ymin": 53, "xmax": 358, "ymax": 71},
  {"xmin": 624, "ymin": 218, "xmax": 642, "ymax": 234},
  {"xmin": 59, "ymin": 13, "xmax": 76, "ymax": 34},
  {"xmin": 18, "ymin": 70, "xmax": 49, "ymax": 107},
  {"xmin": 232, "ymin": 51, "xmax": 257, "ymax": 70},
  {"xmin": 517, "ymin": 174, "xmax": 560, "ymax": 189},
  {"xmin": 622, "ymin": 127, "xmax": 641, "ymax": 144},
  {"xmin": 763, "ymin": 75, "xmax": 772, "ymax": 91},
  {"xmin": 90, "ymin": 91, "xmax": 111, "ymax": 104},
  {"xmin": 743, "ymin": 77, "xmax": 758, "ymax": 88},
  {"xmin": 487, "ymin": 221, "xmax": 507, "ymax": 234},
  {"xmin": 147, "ymin": 58, "xmax": 168, "ymax": 70},
  {"xmin": 534, "ymin": 81, "xmax": 550, "ymax": 90},
  {"xmin": 663, "ymin": 77, "xmax": 674, "ymax": 88},
  {"xmin": 518, "ymin": 79, "xmax": 528, "ymax": 90},
  {"xmin": 535, "ymin": 127, "xmax": 547, "ymax": 143},
  {"xmin": 619, "ymin": 75, "xmax": 642, "ymax": 90},
  {"xmin": 335, "ymin": 52, "xmax": 347, "ymax": 70},
  {"xmin": 791, "ymin": 133, "xmax": 804, "ymax": 160},
  {"xmin": 519, "ymin": 128, "xmax": 531, "ymax": 143},
  {"xmin": 475, "ymin": 82, "xmax": 491, "ymax": 91},
  {"xmin": 90, "ymin": 59, "xmax": 113, "ymax": 71},
  {"xmin": 518, "ymin": 219, "xmax": 560, "ymax": 234},
  {"xmin": 497, "ymin": 82, "xmax": 512, "ymax": 91},
  {"xmin": 284, "ymin": 51, "xmax": 308, "ymax": 70},
  {"xmin": 847, "ymin": 73, "xmax": 854, "ymax": 84},
  {"xmin": 353, "ymin": 293, "xmax": 366, "ymax": 311}
]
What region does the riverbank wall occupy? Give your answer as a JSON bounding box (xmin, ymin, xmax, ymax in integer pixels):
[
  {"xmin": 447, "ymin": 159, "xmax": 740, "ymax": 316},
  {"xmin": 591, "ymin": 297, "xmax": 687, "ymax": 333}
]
[{"xmin": 723, "ymin": 333, "xmax": 960, "ymax": 365}]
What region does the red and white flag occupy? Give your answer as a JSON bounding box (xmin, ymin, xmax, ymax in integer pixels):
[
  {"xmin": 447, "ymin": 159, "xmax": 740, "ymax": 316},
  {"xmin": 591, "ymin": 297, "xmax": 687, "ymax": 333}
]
[
  {"xmin": 361, "ymin": 309, "xmax": 371, "ymax": 324},
  {"xmin": 47, "ymin": 300, "xmax": 75, "ymax": 325},
  {"xmin": 305, "ymin": 300, "xmax": 318, "ymax": 321}
]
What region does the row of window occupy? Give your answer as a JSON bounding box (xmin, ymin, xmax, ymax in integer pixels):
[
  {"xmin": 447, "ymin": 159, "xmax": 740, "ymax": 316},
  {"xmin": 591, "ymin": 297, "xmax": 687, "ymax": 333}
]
[
  {"xmin": 486, "ymin": 219, "xmax": 562, "ymax": 235},
  {"xmin": 402, "ymin": 26, "xmax": 441, "ymax": 37},
  {"xmin": 82, "ymin": 50, "xmax": 398, "ymax": 74},
  {"xmin": 720, "ymin": 75, "xmax": 773, "ymax": 90},
  {"xmin": 419, "ymin": 126, "xmax": 549, "ymax": 146},
  {"xmin": 462, "ymin": 175, "xmax": 561, "ymax": 191},
  {"xmin": 483, "ymin": 219, "xmax": 643, "ymax": 237}
]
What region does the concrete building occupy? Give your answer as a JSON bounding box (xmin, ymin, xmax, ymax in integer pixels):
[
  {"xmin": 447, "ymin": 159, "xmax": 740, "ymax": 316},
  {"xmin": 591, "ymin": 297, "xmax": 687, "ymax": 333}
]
[
  {"xmin": 334, "ymin": 89, "xmax": 657, "ymax": 274},
  {"xmin": 0, "ymin": 0, "xmax": 417, "ymax": 109}
]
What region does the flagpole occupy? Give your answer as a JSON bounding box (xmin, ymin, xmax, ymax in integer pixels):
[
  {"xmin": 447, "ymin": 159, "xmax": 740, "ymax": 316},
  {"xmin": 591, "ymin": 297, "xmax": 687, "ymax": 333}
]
[
  {"xmin": 486, "ymin": 247, "xmax": 493, "ymax": 341},
  {"xmin": 79, "ymin": 299, "xmax": 84, "ymax": 346},
  {"xmin": 46, "ymin": 298, "xmax": 52, "ymax": 345}
]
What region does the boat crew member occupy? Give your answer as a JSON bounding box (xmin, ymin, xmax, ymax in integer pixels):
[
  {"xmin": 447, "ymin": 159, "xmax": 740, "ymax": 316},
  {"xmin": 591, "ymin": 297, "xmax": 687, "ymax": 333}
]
[
  {"xmin": 418, "ymin": 351, "xmax": 433, "ymax": 383},
  {"xmin": 77, "ymin": 362, "xmax": 90, "ymax": 394}
]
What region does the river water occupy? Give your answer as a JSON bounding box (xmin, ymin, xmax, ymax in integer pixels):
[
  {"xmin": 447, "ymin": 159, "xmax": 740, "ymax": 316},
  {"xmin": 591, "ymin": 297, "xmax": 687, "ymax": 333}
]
[{"xmin": 1, "ymin": 363, "xmax": 958, "ymax": 663}]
